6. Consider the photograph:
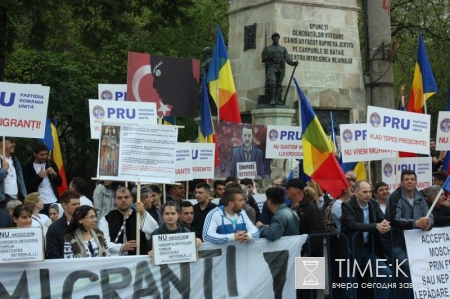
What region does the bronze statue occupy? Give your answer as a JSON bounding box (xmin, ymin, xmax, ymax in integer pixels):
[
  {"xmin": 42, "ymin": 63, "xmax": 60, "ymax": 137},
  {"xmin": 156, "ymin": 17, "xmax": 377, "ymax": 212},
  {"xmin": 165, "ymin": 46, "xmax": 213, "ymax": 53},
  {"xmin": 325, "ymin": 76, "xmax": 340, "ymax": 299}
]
[
  {"xmin": 202, "ymin": 47, "xmax": 213, "ymax": 75},
  {"xmin": 262, "ymin": 32, "xmax": 298, "ymax": 105}
]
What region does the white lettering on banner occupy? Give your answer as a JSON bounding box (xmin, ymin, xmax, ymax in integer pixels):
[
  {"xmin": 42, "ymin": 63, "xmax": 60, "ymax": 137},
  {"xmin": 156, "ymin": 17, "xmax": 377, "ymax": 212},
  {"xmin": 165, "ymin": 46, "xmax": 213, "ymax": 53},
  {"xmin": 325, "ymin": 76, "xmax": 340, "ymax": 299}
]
[
  {"xmin": 0, "ymin": 236, "xmax": 306, "ymax": 299},
  {"xmin": 405, "ymin": 228, "xmax": 450, "ymax": 298}
]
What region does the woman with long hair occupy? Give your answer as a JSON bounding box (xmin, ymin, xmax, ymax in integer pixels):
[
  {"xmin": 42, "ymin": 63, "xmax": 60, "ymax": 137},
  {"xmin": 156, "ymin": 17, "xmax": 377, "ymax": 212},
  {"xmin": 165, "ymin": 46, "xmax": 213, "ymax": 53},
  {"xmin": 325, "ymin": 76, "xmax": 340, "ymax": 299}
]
[
  {"xmin": 25, "ymin": 192, "xmax": 51, "ymax": 234},
  {"xmin": 148, "ymin": 202, "xmax": 202, "ymax": 258},
  {"xmin": 12, "ymin": 205, "xmax": 33, "ymax": 228},
  {"xmin": 64, "ymin": 206, "xmax": 109, "ymax": 258}
]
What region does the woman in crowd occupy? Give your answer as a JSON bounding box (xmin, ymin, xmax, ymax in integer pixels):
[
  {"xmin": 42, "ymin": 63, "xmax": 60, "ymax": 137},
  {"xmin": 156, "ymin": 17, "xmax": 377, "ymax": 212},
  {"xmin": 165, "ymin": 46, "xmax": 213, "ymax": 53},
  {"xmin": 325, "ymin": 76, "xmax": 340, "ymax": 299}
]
[
  {"xmin": 48, "ymin": 203, "xmax": 61, "ymax": 222},
  {"xmin": 64, "ymin": 206, "xmax": 109, "ymax": 258},
  {"xmin": 148, "ymin": 202, "xmax": 202, "ymax": 258},
  {"xmin": 25, "ymin": 192, "xmax": 51, "ymax": 233},
  {"xmin": 12, "ymin": 205, "xmax": 33, "ymax": 228}
]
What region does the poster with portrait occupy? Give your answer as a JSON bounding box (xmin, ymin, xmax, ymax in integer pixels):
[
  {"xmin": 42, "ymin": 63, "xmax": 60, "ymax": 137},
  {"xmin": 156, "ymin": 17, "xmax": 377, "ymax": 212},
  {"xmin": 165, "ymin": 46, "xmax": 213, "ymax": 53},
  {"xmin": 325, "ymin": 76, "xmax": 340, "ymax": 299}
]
[
  {"xmin": 98, "ymin": 125, "xmax": 121, "ymax": 177},
  {"xmin": 126, "ymin": 52, "xmax": 200, "ymax": 117},
  {"xmin": 213, "ymin": 121, "xmax": 270, "ymax": 180}
]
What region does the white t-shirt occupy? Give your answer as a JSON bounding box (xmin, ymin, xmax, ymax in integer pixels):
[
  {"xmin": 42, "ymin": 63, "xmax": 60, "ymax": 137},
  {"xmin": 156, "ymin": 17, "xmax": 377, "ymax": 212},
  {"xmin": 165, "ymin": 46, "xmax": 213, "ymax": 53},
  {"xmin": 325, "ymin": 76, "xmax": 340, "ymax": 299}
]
[
  {"xmin": 33, "ymin": 162, "xmax": 57, "ymax": 204},
  {"xmin": 1, "ymin": 155, "xmax": 18, "ymax": 198},
  {"xmin": 80, "ymin": 195, "xmax": 94, "ymax": 207},
  {"xmin": 31, "ymin": 214, "xmax": 51, "ymax": 235}
]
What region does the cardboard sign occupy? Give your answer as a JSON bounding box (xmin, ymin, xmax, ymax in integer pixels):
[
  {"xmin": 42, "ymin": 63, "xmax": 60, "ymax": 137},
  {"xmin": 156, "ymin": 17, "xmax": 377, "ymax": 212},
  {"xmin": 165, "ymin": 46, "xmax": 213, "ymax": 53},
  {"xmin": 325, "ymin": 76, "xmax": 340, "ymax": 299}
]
[
  {"xmin": 236, "ymin": 162, "xmax": 257, "ymax": 179},
  {"xmin": 89, "ymin": 99, "xmax": 157, "ymax": 139},
  {"xmin": 0, "ymin": 227, "xmax": 44, "ymax": 263},
  {"xmin": 366, "ymin": 106, "xmax": 430, "ymax": 155},
  {"xmin": 265, "ymin": 125, "xmax": 303, "ymax": 159},
  {"xmin": 152, "ymin": 232, "xmax": 197, "ymax": 265},
  {"xmin": 98, "ymin": 84, "xmax": 127, "ymax": 101},
  {"xmin": 436, "ymin": 111, "xmax": 450, "ymax": 150},
  {"xmin": 381, "ymin": 157, "xmax": 432, "ymax": 191},
  {"xmin": 0, "ymin": 82, "xmax": 50, "ymax": 138},
  {"xmin": 340, "ymin": 123, "xmax": 396, "ymax": 162}
]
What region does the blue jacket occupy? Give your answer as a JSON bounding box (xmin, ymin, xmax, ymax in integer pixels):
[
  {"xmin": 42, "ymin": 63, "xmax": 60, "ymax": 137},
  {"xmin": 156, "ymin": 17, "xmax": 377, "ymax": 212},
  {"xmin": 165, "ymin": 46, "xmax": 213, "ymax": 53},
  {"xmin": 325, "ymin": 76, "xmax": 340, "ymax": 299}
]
[
  {"xmin": 0, "ymin": 154, "xmax": 27, "ymax": 202},
  {"xmin": 259, "ymin": 203, "xmax": 299, "ymax": 241}
]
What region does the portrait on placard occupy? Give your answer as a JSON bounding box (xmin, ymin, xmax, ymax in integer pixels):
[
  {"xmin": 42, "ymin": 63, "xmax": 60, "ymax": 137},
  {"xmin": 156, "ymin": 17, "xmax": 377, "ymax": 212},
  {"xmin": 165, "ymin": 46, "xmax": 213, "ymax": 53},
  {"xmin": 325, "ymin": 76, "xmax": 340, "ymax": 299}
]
[
  {"xmin": 126, "ymin": 52, "xmax": 200, "ymax": 118},
  {"xmin": 214, "ymin": 121, "xmax": 270, "ymax": 179},
  {"xmin": 99, "ymin": 125, "xmax": 120, "ymax": 177}
]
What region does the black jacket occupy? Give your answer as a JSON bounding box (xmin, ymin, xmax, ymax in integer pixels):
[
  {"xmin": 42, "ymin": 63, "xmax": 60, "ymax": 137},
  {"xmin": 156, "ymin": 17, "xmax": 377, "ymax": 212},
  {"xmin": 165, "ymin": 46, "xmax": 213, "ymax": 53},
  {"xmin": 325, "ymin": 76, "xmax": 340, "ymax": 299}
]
[
  {"xmin": 23, "ymin": 157, "xmax": 62, "ymax": 201},
  {"xmin": 341, "ymin": 196, "xmax": 385, "ymax": 263},
  {"xmin": 46, "ymin": 214, "xmax": 68, "ymax": 259}
]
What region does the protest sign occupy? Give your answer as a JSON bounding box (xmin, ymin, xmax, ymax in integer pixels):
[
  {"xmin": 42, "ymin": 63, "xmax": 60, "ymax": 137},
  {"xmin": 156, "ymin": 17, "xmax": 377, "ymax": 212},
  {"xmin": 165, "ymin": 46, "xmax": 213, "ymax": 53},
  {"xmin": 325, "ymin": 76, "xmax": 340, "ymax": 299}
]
[
  {"xmin": 340, "ymin": 123, "xmax": 396, "ymax": 162},
  {"xmin": 0, "ymin": 227, "xmax": 44, "ymax": 263},
  {"xmin": 175, "ymin": 143, "xmax": 193, "ymax": 181},
  {"xmin": 89, "ymin": 100, "xmax": 157, "ymax": 139},
  {"xmin": 0, "ymin": 82, "xmax": 50, "ymax": 138},
  {"xmin": 366, "ymin": 106, "xmax": 430, "ymax": 155},
  {"xmin": 127, "ymin": 52, "xmax": 200, "ymax": 117},
  {"xmin": 404, "ymin": 228, "xmax": 450, "ymax": 298},
  {"xmin": 192, "ymin": 143, "xmax": 215, "ymax": 179},
  {"xmin": 97, "ymin": 123, "xmax": 177, "ymax": 183},
  {"xmin": 0, "ymin": 236, "xmax": 306, "ymax": 299},
  {"xmin": 98, "ymin": 84, "xmax": 127, "ymax": 101},
  {"xmin": 236, "ymin": 162, "xmax": 257, "ymax": 179},
  {"xmin": 381, "ymin": 157, "xmax": 432, "ymax": 191},
  {"xmin": 265, "ymin": 125, "xmax": 303, "ymax": 159},
  {"xmin": 436, "ymin": 111, "xmax": 450, "ymax": 150},
  {"xmin": 152, "ymin": 232, "xmax": 197, "ymax": 265}
]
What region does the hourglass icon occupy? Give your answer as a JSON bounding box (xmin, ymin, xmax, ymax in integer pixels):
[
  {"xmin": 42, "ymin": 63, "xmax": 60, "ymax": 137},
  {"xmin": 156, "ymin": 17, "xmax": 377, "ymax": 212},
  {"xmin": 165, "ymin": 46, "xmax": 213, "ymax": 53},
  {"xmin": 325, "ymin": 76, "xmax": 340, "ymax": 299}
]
[{"xmin": 303, "ymin": 260, "xmax": 319, "ymax": 286}]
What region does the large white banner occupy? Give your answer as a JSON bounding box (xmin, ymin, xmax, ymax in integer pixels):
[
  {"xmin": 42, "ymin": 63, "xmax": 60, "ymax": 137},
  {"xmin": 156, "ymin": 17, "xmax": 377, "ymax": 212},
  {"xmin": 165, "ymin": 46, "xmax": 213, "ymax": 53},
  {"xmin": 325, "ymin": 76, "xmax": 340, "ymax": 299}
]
[
  {"xmin": 0, "ymin": 82, "xmax": 50, "ymax": 138},
  {"xmin": 0, "ymin": 236, "xmax": 306, "ymax": 299},
  {"xmin": 404, "ymin": 227, "xmax": 450, "ymax": 298},
  {"xmin": 175, "ymin": 143, "xmax": 193, "ymax": 181},
  {"xmin": 265, "ymin": 125, "xmax": 303, "ymax": 159},
  {"xmin": 381, "ymin": 157, "xmax": 432, "ymax": 191},
  {"xmin": 97, "ymin": 123, "xmax": 177, "ymax": 183},
  {"xmin": 98, "ymin": 84, "xmax": 127, "ymax": 101},
  {"xmin": 340, "ymin": 123, "xmax": 396, "ymax": 162},
  {"xmin": 192, "ymin": 143, "xmax": 215, "ymax": 179},
  {"xmin": 436, "ymin": 111, "xmax": 450, "ymax": 150},
  {"xmin": 89, "ymin": 99, "xmax": 157, "ymax": 139},
  {"xmin": 366, "ymin": 106, "xmax": 430, "ymax": 155}
]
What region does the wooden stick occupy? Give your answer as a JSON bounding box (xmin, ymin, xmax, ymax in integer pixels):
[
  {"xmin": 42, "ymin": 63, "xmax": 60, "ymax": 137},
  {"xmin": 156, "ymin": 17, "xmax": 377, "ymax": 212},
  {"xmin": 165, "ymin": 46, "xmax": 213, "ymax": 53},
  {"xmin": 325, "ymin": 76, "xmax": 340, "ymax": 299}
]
[
  {"xmin": 136, "ymin": 180, "xmax": 141, "ymax": 255},
  {"xmin": 186, "ymin": 181, "xmax": 189, "ymax": 199}
]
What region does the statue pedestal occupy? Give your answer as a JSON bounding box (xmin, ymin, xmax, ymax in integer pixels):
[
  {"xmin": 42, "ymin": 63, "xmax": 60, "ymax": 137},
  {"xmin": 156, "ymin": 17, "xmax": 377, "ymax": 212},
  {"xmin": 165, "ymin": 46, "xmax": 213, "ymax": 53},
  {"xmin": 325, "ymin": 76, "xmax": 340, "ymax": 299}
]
[{"xmin": 252, "ymin": 108, "xmax": 296, "ymax": 180}]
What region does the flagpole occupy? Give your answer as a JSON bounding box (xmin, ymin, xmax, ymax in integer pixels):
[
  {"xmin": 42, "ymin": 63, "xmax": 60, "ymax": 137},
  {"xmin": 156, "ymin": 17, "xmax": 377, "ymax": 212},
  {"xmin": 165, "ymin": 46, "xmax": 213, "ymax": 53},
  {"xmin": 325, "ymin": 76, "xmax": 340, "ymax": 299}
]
[
  {"xmin": 423, "ymin": 94, "xmax": 427, "ymax": 114},
  {"xmin": 426, "ymin": 188, "xmax": 443, "ymax": 218},
  {"xmin": 136, "ymin": 180, "xmax": 141, "ymax": 255},
  {"xmin": 216, "ymin": 81, "xmax": 220, "ymax": 121}
]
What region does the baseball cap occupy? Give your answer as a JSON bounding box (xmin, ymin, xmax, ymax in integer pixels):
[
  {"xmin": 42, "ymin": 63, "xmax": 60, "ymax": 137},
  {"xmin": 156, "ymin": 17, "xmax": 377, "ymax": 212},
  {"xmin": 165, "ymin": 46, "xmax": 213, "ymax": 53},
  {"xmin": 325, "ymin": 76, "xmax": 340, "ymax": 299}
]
[{"xmin": 284, "ymin": 178, "xmax": 305, "ymax": 190}]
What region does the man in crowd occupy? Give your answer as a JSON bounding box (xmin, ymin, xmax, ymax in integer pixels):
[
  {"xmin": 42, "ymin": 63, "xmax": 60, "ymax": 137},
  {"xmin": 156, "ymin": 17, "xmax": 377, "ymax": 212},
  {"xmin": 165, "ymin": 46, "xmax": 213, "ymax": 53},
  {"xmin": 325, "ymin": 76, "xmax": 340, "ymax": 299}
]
[
  {"xmin": 179, "ymin": 201, "xmax": 201, "ymax": 238},
  {"xmin": 0, "ymin": 137, "xmax": 27, "ymax": 209},
  {"xmin": 256, "ymin": 187, "xmax": 299, "ymax": 241},
  {"xmin": 225, "ymin": 176, "xmax": 239, "ymax": 186},
  {"xmin": 387, "ymin": 170, "xmax": 433, "ymax": 298},
  {"xmin": 46, "ymin": 190, "xmax": 80, "ymax": 259},
  {"xmin": 260, "ymin": 175, "xmax": 287, "ymax": 224},
  {"xmin": 69, "ymin": 177, "xmax": 93, "ymax": 207},
  {"xmin": 239, "ymin": 178, "xmax": 261, "ymax": 222},
  {"xmin": 143, "ymin": 185, "xmax": 163, "ymax": 226},
  {"xmin": 373, "ymin": 181, "xmax": 389, "ymax": 214},
  {"xmin": 432, "ymin": 170, "xmax": 447, "ymax": 187},
  {"xmin": 165, "ymin": 183, "xmax": 186, "ymax": 204},
  {"xmin": 213, "ymin": 180, "xmax": 226, "ymax": 198},
  {"xmin": 23, "ymin": 142, "xmax": 62, "ymax": 215},
  {"xmin": 341, "ymin": 181, "xmax": 392, "ymax": 299},
  {"xmin": 426, "ymin": 185, "xmax": 450, "ymax": 227},
  {"xmin": 192, "ymin": 182, "xmax": 217, "ymax": 240},
  {"xmin": 100, "ymin": 187, "xmax": 158, "ymax": 256},
  {"xmin": 203, "ymin": 188, "xmax": 259, "ymax": 243}
]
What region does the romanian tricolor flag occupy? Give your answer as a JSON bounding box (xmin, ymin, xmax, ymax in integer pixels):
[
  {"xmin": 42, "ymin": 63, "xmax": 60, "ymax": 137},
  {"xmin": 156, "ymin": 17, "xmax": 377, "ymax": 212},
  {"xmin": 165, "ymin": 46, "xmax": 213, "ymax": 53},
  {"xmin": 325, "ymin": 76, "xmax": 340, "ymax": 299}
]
[
  {"xmin": 207, "ymin": 25, "xmax": 241, "ymax": 123},
  {"xmin": 40, "ymin": 117, "xmax": 68, "ymax": 195},
  {"xmin": 407, "ymin": 34, "xmax": 438, "ymax": 113},
  {"xmin": 295, "ymin": 78, "xmax": 348, "ymax": 198},
  {"xmin": 200, "ymin": 71, "xmax": 219, "ymax": 166}
]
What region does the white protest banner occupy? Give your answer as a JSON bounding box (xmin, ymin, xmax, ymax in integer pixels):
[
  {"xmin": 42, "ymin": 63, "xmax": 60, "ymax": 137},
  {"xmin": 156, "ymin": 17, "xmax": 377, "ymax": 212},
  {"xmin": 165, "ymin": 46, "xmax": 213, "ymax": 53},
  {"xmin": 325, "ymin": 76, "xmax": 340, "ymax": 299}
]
[
  {"xmin": 436, "ymin": 111, "xmax": 450, "ymax": 150},
  {"xmin": 97, "ymin": 123, "xmax": 177, "ymax": 183},
  {"xmin": 366, "ymin": 106, "xmax": 430, "ymax": 155},
  {"xmin": 98, "ymin": 84, "xmax": 127, "ymax": 101},
  {"xmin": 237, "ymin": 162, "xmax": 257, "ymax": 179},
  {"xmin": 265, "ymin": 125, "xmax": 303, "ymax": 159},
  {"xmin": 0, "ymin": 82, "xmax": 50, "ymax": 138},
  {"xmin": 192, "ymin": 143, "xmax": 215, "ymax": 179},
  {"xmin": 175, "ymin": 143, "xmax": 193, "ymax": 181},
  {"xmin": 0, "ymin": 227, "xmax": 44, "ymax": 263},
  {"xmin": 152, "ymin": 232, "xmax": 197, "ymax": 265},
  {"xmin": 0, "ymin": 236, "xmax": 306, "ymax": 299},
  {"xmin": 89, "ymin": 99, "xmax": 157, "ymax": 139},
  {"xmin": 381, "ymin": 157, "xmax": 432, "ymax": 191},
  {"xmin": 404, "ymin": 228, "xmax": 450, "ymax": 298},
  {"xmin": 340, "ymin": 123, "xmax": 396, "ymax": 162}
]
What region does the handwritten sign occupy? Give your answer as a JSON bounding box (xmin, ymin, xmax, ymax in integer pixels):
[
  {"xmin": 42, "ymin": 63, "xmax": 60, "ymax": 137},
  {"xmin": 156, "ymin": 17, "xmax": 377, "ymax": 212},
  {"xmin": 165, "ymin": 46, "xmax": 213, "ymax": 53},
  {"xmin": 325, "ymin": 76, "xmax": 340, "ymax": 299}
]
[
  {"xmin": 265, "ymin": 125, "xmax": 303, "ymax": 159},
  {"xmin": 0, "ymin": 227, "xmax": 44, "ymax": 263},
  {"xmin": 236, "ymin": 162, "xmax": 257, "ymax": 179},
  {"xmin": 152, "ymin": 232, "xmax": 197, "ymax": 265}
]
